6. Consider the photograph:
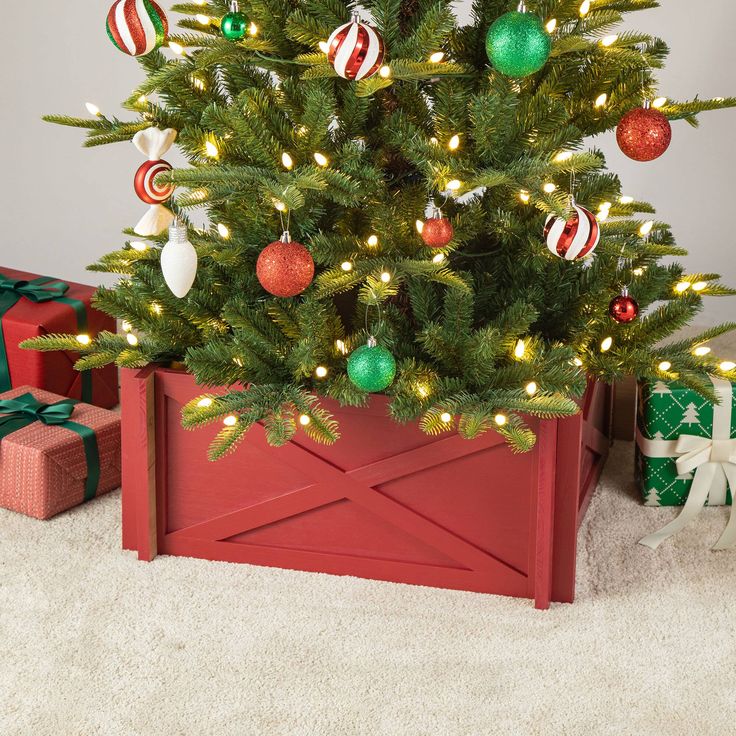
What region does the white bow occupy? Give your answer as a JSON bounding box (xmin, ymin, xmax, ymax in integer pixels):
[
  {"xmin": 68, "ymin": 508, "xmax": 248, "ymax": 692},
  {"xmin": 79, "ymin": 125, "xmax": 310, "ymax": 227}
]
[{"xmin": 638, "ymin": 376, "xmax": 736, "ymax": 550}]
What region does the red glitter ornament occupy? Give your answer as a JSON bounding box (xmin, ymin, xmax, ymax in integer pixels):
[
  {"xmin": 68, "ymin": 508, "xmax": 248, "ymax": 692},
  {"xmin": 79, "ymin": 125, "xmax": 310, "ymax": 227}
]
[
  {"xmin": 256, "ymin": 232, "xmax": 315, "ymax": 298},
  {"xmin": 616, "ymin": 104, "xmax": 672, "ymax": 162},
  {"xmin": 609, "ymin": 288, "xmax": 639, "ymax": 324},
  {"xmin": 421, "ymin": 209, "xmax": 454, "ymax": 248}
]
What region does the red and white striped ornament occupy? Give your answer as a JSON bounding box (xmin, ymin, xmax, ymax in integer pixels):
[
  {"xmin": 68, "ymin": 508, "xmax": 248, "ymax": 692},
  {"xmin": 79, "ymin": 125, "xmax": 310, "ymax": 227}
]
[
  {"xmin": 327, "ymin": 15, "xmax": 385, "ymax": 81},
  {"xmin": 134, "ymin": 160, "xmax": 174, "ymax": 204},
  {"xmin": 106, "ymin": 0, "xmax": 168, "ymax": 57},
  {"xmin": 544, "ymin": 201, "xmax": 600, "ymax": 260}
]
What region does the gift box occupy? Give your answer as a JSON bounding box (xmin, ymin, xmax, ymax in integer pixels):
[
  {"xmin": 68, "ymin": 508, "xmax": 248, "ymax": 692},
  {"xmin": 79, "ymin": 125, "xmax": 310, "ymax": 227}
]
[
  {"xmin": 636, "ymin": 377, "xmax": 736, "ymax": 549},
  {"xmin": 0, "ymin": 267, "xmax": 118, "ymax": 408},
  {"xmin": 0, "ymin": 386, "xmax": 121, "ymax": 519}
]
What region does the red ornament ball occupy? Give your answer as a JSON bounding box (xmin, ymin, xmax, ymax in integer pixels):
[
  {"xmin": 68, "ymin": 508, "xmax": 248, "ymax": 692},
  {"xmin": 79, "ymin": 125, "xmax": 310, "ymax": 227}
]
[
  {"xmin": 327, "ymin": 17, "xmax": 385, "ymax": 80},
  {"xmin": 421, "ymin": 215, "xmax": 454, "ymax": 248},
  {"xmin": 609, "ymin": 292, "xmax": 640, "ymax": 323},
  {"xmin": 134, "ymin": 160, "xmax": 174, "ymax": 204},
  {"xmin": 616, "ymin": 106, "xmax": 672, "ymax": 162},
  {"xmin": 256, "ymin": 235, "xmax": 315, "ymax": 298}
]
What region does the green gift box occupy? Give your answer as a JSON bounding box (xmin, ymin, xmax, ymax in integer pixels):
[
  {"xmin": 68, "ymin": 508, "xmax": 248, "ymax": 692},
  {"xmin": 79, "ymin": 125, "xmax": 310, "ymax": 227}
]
[{"xmin": 636, "ymin": 377, "xmax": 736, "ymax": 550}]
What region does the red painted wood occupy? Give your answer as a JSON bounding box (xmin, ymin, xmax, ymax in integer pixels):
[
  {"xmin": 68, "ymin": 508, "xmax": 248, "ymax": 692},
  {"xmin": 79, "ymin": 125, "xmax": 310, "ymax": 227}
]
[
  {"xmin": 120, "ymin": 368, "xmax": 613, "ymax": 604},
  {"xmin": 534, "ymin": 418, "xmax": 558, "ymax": 610}
]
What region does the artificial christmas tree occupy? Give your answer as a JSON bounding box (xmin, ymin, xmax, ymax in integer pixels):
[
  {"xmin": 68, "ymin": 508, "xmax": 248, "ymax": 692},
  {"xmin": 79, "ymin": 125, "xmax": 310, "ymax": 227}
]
[{"xmin": 23, "ymin": 1, "xmax": 736, "ymax": 598}]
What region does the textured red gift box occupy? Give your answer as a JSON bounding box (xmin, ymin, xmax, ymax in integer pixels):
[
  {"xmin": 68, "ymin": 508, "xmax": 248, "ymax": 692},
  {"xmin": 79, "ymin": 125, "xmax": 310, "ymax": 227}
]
[
  {"xmin": 0, "ymin": 386, "xmax": 121, "ymax": 519},
  {"xmin": 1, "ymin": 267, "xmax": 118, "ymax": 408},
  {"xmin": 121, "ymin": 367, "xmax": 613, "ymax": 608}
]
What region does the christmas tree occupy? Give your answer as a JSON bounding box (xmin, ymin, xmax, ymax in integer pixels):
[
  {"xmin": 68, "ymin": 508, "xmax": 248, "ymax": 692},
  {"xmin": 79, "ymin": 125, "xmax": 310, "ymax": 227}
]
[{"xmin": 26, "ymin": 0, "xmax": 736, "ymax": 459}]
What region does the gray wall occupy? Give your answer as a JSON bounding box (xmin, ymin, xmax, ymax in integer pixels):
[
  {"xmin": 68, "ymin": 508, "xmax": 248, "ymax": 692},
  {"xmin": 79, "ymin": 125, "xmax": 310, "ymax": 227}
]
[{"xmin": 4, "ymin": 1, "xmax": 735, "ymax": 323}]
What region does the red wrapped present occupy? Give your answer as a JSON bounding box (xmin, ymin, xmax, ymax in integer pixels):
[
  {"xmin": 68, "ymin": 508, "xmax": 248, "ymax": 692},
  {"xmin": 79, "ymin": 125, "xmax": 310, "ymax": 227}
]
[
  {"xmin": 0, "ymin": 267, "xmax": 118, "ymax": 408},
  {"xmin": 0, "ymin": 386, "xmax": 121, "ymax": 520}
]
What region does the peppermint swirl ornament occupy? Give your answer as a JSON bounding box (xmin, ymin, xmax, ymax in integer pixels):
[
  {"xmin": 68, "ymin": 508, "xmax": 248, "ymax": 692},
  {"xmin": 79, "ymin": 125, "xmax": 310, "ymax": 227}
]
[
  {"xmin": 327, "ymin": 15, "xmax": 385, "ymax": 81},
  {"xmin": 134, "ymin": 160, "xmax": 174, "ymax": 204},
  {"xmin": 106, "ymin": 0, "xmax": 168, "ymax": 57},
  {"xmin": 544, "ymin": 201, "xmax": 600, "ymax": 260}
]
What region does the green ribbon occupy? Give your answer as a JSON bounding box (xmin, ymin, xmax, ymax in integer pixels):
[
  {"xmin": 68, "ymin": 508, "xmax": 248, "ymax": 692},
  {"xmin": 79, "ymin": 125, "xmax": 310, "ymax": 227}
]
[
  {"xmin": 0, "ymin": 392, "xmax": 100, "ymax": 502},
  {"xmin": 0, "ymin": 273, "xmax": 93, "ymax": 402}
]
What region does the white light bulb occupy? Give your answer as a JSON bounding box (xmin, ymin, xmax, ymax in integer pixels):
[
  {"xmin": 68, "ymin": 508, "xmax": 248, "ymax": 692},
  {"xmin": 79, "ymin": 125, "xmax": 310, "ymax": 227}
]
[
  {"xmin": 601, "ymin": 337, "xmax": 613, "ymax": 352},
  {"xmin": 446, "ymin": 179, "xmax": 462, "ymax": 191},
  {"xmin": 594, "ymin": 93, "xmax": 607, "ymax": 108},
  {"xmin": 76, "ymin": 334, "xmax": 91, "ymax": 346},
  {"xmin": 315, "ymin": 366, "xmax": 328, "ymax": 378},
  {"xmin": 601, "ymin": 35, "xmax": 618, "ymax": 47},
  {"xmin": 248, "ymin": 22, "xmax": 258, "ymax": 36},
  {"xmin": 519, "ymin": 190, "xmax": 531, "ymax": 204},
  {"xmin": 130, "ymin": 241, "xmax": 148, "ymax": 252},
  {"xmin": 619, "ymin": 195, "xmax": 634, "ymax": 204},
  {"xmin": 720, "ymin": 361, "xmax": 736, "ymax": 372},
  {"xmin": 495, "ymin": 414, "xmax": 507, "ymax": 426},
  {"xmin": 341, "ymin": 261, "xmax": 353, "ymax": 272},
  {"xmin": 281, "ymin": 152, "xmax": 294, "ymax": 169},
  {"xmin": 692, "ymin": 281, "xmax": 708, "ymax": 292},
  {"xmin": 196, "ymin": 14, "xmax": 210, "ymax": 25},
  {"xmin": 580, "ymin": 0, "xmax": 591, "ymax": 16},
  {"xmin": 543, "ymin": 183, "xmax": 557, "ymax": 193},
  {"xmin": 299, "ymin": 414, "xmax": 311, "ymax": 426},
  {"xmin": 652, "ymin": 97, "xmax": 668, "ymax": 108},
  {"xmin": 639, "ymin": 221, "xmax": 654, "ymax": 236},
  {"xmin": 379, "ymin": 65, "xmax": 392, "ymax": 78},
  {"xmin": 169, "ymin": 41, "xmax": 185, "ymax": 55},
  {"xmin": 313, "ymin": 152, "xmax": 329, "ymax": 167},
  {"xmin": 526, "ymin": 382, "xmax": 538, "ymax": 396},
  {"xmin": 514, "ymin": 340, "xmax": 526, "ymax": 359},
  {"xmin": 693, "ymin": 346, "xmax": 711, "ymax": 357},
  {"xmin": 205, "ymin": 140, "xmax": 219, "ymax": 158},
  {"xmin": 380, "ymin": 271, "xmax": 391, "ymax": 283},
  {"xmin": 416, "ymin": 220, "xmax": 425, "ymax": 234},
  {"xmin": 658, "ymin": 361, "xmax": 672, "ymax": 372},
  {"xmin": 440, "ymin": 412, "xmax": 453, "ymax": 424},
  {"xmin": 197, "ymin": 398, "xmax": 213, "ymax": 408},
  {"xmin": 448, "ymin": 134, "xmax": 460, "ymax": 151},
  {"xmin": 217, "ymin": 223, "xmax": 230, "ymax": 239},
  {"xmin": 675, "ymin": 282, "xmax": 691, "ymax": 294},
  {"xmin": 545, "ymin": 19, "xmax": 557, "ymax": 33},
  {"xmin": 429, "ymin": 52, "xmax": 445, "ymax": 63},
  {"xmin": 367, "ymin": 235, "xmax": 379, "ymax": 247},
  {"xmin": 555, "ymin": 151, "xmax": 573, "ymax": 162},
  {"xmin": 161, "ymin": 223, "xmax": 198, "ymax": 298},
  {"xmin": 85, "ymin": 102, "xmax": 101, "ymax": 116},
  {"xmin": 127, "ymin": 333, "xmax": 139, "ymax": 347},
  {"xmin": 223, "ymin": 415, "xmax": 238, "ymax": 427},
  {"xmin": 432, "ymin": 253, "xmax": 445, "ymax": 264},
  {"xmin": 318, "ymin": 41, "xmax": 329, "ymax": 54}
]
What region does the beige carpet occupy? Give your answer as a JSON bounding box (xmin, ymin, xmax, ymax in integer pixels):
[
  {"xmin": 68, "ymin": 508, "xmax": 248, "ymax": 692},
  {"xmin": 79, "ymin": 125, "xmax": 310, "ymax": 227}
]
[{"xmin": 1, "ymin": 441, "xmax": 735, "ymax": 736}]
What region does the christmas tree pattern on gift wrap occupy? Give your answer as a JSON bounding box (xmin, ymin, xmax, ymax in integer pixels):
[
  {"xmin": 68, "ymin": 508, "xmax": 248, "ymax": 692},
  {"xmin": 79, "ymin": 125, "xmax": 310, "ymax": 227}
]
[{"xmin": 636, "ymin": 380, "xmax": 735, "ymax": 507}]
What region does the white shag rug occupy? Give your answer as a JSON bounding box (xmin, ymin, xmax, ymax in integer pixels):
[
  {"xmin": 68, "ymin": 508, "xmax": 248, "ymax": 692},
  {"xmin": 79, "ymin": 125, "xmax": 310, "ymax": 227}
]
[{"xmin": 1, "ymin": 441, "xmax": 735, "ymax": 736}]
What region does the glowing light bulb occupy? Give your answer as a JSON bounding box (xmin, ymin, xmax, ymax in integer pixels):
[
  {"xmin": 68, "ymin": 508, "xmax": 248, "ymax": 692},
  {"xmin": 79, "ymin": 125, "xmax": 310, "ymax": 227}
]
[
  {"xmin": 121, "ymin": 321, "xmax": 132, "ymax": 333},
  {"xmin": 495, "ymin": 414, "xmax": 507, "ymax": 426},
  {"xmin": 693, "ymin": 346, "xmax": 712, "ymax": 357},
  {"xmin": 429, "ymin": 52, "xmax": 445, "ymax": 63},
  {"xmin": 341, "ymin": 261, "xmax": 353, "ymax": 272},
  {"xmin": 315, "ymin": 366, "xmax": 328, "ymax": 378},
  {"xmin": 151, "ymin": 302, "xmax": 163, "ymax": 315},
  {"xmin": 127, "ymin": 333, "xmax": 139, "ymax": 347},
  {"xmin": 416, "ymin": 220, "xmax": 425, "ymax": 234},
  {"xmin": 639, "ymin": 221, "xmax": 654, "ymax": 236},
  {"xmin": 217, "ymin": 223, "xmax": 230, "ymax": 239},
  {"xmin": 675, "ymin": 282, "xmax": 691, "ymax": 293},
  {"xmin": 379, "ymin": 65, "xmax": 392, "ymax": 78},
  {"xmin": 138, "ymin": 95, "xmax": 147, "ymax": 105},
  {"xmin": 248, "ymin": 22, "xmax": 258, "ymax": 36},
  {"xmin": 196, "ymin": 14, "xmax": 210, "ymax": 25},
  {"xmin": 313, "ymin": 152, "xmax": 329, "ymax": 167},
  {"xmin": 555, "ymin": 151, "xmax": 573, "ymax": 162},
  {"xmin": 580, "ymin": 0, "xmax": 591, "ymax": 16},
  {"xmin": 446, "ymin": 179, "xmax": 462, "ymax": 191},
  {"xmin": 367, "ymin": 235, "xmax": 379, "ymax": 247},
  {"xmin": 600, "ymin": 35, "xmax": 618, "ymax": 47},
  {"xmin": 632, "ymin": 268, "xmax": 644, "ymax": 277},
  {"xmin": 514, "ymin": 340, "xmax": 526, "ymax": 359},
  {"xmin": 85, "ymin": 102, "xmax": 101, "ymax": 116},
  {"xmin": 720, "ymin": 361, "xmax": 736, "ymax": 372},
  {"xmin": 573, "ymin": 357, "xmax": 583, "ymax": 367},
  {"xmin": 600, "ymin": 337, "xmax": 613, "ymax": 352},
  {"xmin": 130, "ymin": 241, "xmax": 148, "ymax": 251},
  {"xmin": 440, "ymin": 412, "xmax": 453, "ymax": 424},
  {"xmin": 594, "ymin": 93, "xmax": 608, "ymax": 108},
  {"xmin": 545, "ymin": 19, "xmax": 557, "ymax": 33},
  {"xmin": 658, "ymin": 361, "xmax": 672, "ymax": 372},
  {"xmin": 336, "ymin": 339, "xmax": 347, "ymax": 355},
  {"xmin": 652, "ymin": 97, "xmax": 668, "ymax": 108},
  {"xmin": 299, "ymin": 414, "xmax": 311, "ymax": 426},
  {"xmin": 619, "ymin": 195, "xmax": 634, "ymax": 204},
  {"xmin": 281, "ymin": 152, "xmax": 294, "ymax": 170},
  {"xmin": 223, "ymin": 415, "xmax": 237, "ymax": 427},
  {"xmin": 169, "ymin": 41, "xmax": 185, "ymax": 55},
  {"xmin": 526, "ymin": 382, "xmax": 538, "ymax": 396},
  {"xmin": 380, "ymin": 271, "xmax": 391, "ymax": 283},
  {"xmin": 599, "ymin": 202, "xmax": 612, "ymax": 211},
  {"xmin": 597, "ymin": 209, "xmax": 609, "ymax": 222},
  {"xmin": 416, "ymin": 384, "xmax": 430, "ymax": 398},
  {"xmin": 432, "ymin": 253, "xmax": 445, "ymax": 264},
  {"xmin": 543, "ymin": 183, "xmax": 557, "ymax": 193},
  {"xmin": 318, "ymin": 41, "xmax": 329, "ymax": 54},
  {"xmin": 519, "ymin": 190, "xmax": 531, "ymax": 204},
  {"xmin": 76, "ymin": 334, "xmax": 91, "ymax": 346},
  {"xmin": 448, "ymin": 134, "xmax": 460, "ymax": 151},
  {"xmin": 430, "ymin": 137, "xmax": 439, "ymax": 145},
  {"xmin": 205, "ymin": 140, "xmax": 219, "ymax": 158},
  {"xmin": 274, "ymin": 200, "xmax": 287, "ymax": 212},
  {"xmin": 192, "ymin": 77, "xmax": 206, "ymax": 91},
  {"xmin": 197, "ymin": 398, "xmax": 213, "ymax": 408},
  {"xmin": 692, "ymin": 282, "xmax": 708, "ymax": 292}
]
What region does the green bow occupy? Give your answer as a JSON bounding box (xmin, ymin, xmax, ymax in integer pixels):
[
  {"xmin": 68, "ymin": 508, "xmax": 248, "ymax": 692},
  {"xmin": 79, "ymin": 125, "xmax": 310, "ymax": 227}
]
[
  {"xmin": 0, "ymin": 273, "xmax": 92, "ymax": 402},
  {"xmin": 0, "ymin": 392, "xmax": 101, "ymax": 502}
]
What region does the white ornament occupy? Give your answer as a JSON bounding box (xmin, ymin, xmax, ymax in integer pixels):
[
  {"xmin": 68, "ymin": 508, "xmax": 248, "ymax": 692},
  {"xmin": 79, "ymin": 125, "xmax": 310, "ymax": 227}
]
[
  {"xmin": 161, "ymin": 222, "xmax": 198, "ymax": 298},
  {"xmin": 133, "ymin": 127, "xmax": 178, "ymax": 237}
]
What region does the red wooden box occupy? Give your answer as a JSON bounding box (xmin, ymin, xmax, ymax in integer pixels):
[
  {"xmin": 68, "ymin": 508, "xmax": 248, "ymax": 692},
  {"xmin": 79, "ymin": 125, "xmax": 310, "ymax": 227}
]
[
  {"xmin": 2, "ymin": 267, "xmax": 118, "ymax": 408},
  {"xmin": 121, "ymin": 366, "xmax": 612, "ymax": 608}
]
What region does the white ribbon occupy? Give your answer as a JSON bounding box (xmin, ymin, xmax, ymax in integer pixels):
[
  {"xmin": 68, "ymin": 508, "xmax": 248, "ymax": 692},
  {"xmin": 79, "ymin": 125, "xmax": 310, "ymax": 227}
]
[
  {"xmin": 133, "ymin": 127, "xmax": 177, "ymax": 237},
  {"xmin": 638, "ymin": 376, "xmax": 736, "ymax": 550}
]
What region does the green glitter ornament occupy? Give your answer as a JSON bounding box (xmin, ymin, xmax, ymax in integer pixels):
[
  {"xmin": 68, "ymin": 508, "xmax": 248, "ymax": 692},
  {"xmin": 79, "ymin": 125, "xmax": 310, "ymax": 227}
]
[
  {"xmin": 347, "ymin": 337, "xmax": 397, "ymax": 393},
  {"xmin": 221, "ymin": 1, "xmax": 247, "ymax": 41},
  {"xmin": 486, "ymin": 3, "xmax": 551, "ymax": 78}
]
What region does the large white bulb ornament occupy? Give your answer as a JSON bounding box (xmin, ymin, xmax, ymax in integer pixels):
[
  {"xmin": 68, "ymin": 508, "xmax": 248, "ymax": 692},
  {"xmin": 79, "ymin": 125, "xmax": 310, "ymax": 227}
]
[{"xmin": 161, "ymin": 221, "xmax": 198, "ymax": 298}]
